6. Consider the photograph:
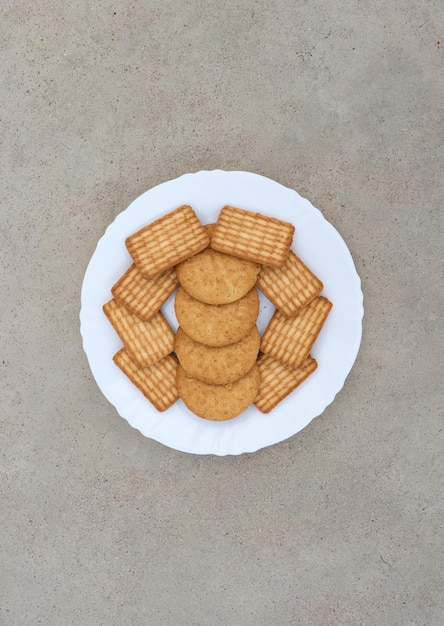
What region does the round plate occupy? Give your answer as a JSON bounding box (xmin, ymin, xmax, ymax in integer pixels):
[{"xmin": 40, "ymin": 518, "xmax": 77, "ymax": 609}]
[{"xmin": 80, "ymin": 170, "xmax": 363, "ymax": 455}]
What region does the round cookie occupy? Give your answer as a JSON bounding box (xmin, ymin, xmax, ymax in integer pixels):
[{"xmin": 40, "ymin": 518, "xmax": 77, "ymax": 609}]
[
  {"xmin": 174, "ymin": 286, "xmax": 260, "ymax": 347},
  {"xmin": 176, "ymin": 224, "xmax": 260, "ymax": 305},
  {"xmin": 176, "ymin": 363, "xmax": 260, "ymax": 421},
  {"xmin": 175, "ymin": 325, "xmax": 260, "ymax": 385}
]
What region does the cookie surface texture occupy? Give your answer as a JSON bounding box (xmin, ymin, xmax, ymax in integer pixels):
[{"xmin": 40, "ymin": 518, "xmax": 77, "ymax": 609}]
[
  {"xmin": 260, "ymin": 296, "xmax": 332, "ymax": 369},
  {"xmin": 103, "ymin": 299, "xmax": 174, "ymax": 368},
  {"xmin": 257, "ymin": 250, "xmax": 323, "ymax": 318},
  {"xmin": 111, "ymin": 264, "xmax": 178, "ymax": 321},
  {"xmin": 175, "ymin": 325, "xmax": 260, "ymax": 385},
  {"xmin": 211, "ymin": 205, "xmax": 295, "ymax": 268},
  {"xmin": 176, "ymin": 363, "xmax": 260, "ymax": 421},
  {"xmin": 254, "ymin": 353, "xmax": 318, "ymax": 413},
  {"xmin": 174, "ymin": 286, "xmax": 260, "ymax": 347},
  {"xmin": 176, "ymin": 224, "xmax": 260, "ymax": 304},
  {"xmin": 113, "ymin": 349, "xmax": 179, "ymax": 411},
  {"xmin": 125, "ymin": 205, "xmax": 210, "ymax": 279}
]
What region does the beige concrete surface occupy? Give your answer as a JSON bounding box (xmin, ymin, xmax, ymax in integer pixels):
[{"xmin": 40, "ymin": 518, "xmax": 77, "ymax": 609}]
[{"xmin": 1, "ymin": 1, "xmax": 443, "ymax": 624}]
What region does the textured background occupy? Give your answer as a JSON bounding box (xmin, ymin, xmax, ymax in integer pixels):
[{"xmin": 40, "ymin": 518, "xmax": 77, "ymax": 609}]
[{"xmin": 1, "ymin": 1, "xmax": 443, "ymax": 624}]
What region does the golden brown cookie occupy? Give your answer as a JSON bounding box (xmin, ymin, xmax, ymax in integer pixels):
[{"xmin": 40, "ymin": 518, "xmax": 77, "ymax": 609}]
[
  {"xmin": 203, "ymin": 223, "xmax": 216, "ymax": 239},
  {"xmin": 111, "ymin": 264, "xmax": 178, "ymax": 321},
  {"xmin": 113, "ymin": 349, "xmax": 179, "ymax": 411},
  {"xmin": 260, "ymin": 296, "xmax": 332, "ymax": 369},
  {"xmin": 176, "ymin": 363, "xmax": 260, "ymax": 421},
  {"xmin": 125, "ymin": 205, "xmax": 210, "ymax": 279},
  {"xmin": 175, "ymin": 325, "xmax": 260, "ymax": 385},
  {"xmin": 257, "ymin": 250, "xmax": 323, "ymax": 318},
  {"xmin": 103, "ymin": 299, "xmax": 175, "ymax": 368},
  {"xmin": 176, "ymin": 224, "xmax": 260, "ymax": 305},
  {"xmin": 174, "ymin": 286, "xmax": 260, "ymax": 347},
  {"xmin": 254, "ymin": 353, "xmax": 318, "ymax": 413},
  {"xmin": 211, "ymin": 205, "xmax": 295, "ymax": 268}
]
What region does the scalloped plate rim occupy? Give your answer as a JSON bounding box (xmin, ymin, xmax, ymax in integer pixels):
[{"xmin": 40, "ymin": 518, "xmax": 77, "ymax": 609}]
[{"xmin": 80, "ymin": 170, "xmax": 364, "ymax": 455}]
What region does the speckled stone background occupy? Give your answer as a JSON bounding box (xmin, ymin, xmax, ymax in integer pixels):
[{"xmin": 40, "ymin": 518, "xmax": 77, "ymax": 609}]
[{"xmin": 1, "ymin": 1, "xmax": 443, "ymax": 624}]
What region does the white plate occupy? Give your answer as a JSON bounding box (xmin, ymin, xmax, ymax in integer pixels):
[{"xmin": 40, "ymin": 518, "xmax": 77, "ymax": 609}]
[{"xmin": 80, "ymin": 170, "xmax": 363, "ymax": 455}]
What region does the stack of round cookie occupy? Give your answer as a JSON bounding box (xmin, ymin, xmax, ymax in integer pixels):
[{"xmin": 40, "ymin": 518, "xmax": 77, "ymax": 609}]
[{"xmin": 174, "ymin": 225, "xmax": 262, "ymax": 421}]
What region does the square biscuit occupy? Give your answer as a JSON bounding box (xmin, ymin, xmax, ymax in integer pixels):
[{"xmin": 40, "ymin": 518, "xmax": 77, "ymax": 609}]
[
  {"xmin": 111, "ymin": 264, "xmax": 178, "ymax": 321},
  {"xmin": 103, "ymin": 298, "xmax": 174, "ymax": 368},
  {"xmin": 257, "ymin": 250, "xmax": 323, "ymax": 317},
  {"xmin": 211, "ymin": 205, "xmax": 295, "ymax": 268},
  {"xmin": 260, "ymin": 296, "xmax": 332, "ymax": 369},
  {"xmin": 114, "ymin": 349, "xmax": 179, "ymax": 411},
  {"xmin": 126, "ymin": 205, "xmax": 210, "ymax": 279},
  {"xmin": 254, "ymin": 353, "xmax": 318, "ymax": 413}
]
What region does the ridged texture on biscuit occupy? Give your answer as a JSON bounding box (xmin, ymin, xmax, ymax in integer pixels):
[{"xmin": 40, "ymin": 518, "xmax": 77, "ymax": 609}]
[
  {"xmin": 175, "ymin": 325, "xmax": 260, "ymax": 385},
  {"xmin": 177, "ymin": 363, "xmax": 260, "ymax": 421},
  {"xmin": 103, "ymin": 299, "xmax": 174, "ymax": 368},
  {"xmin": 174, "ymin": 286, "xmax": 260, "ymax": 347},
  {"xmin": 254, "ymin": 353, "xmax": 318, "ymax": 413},
  {"xmin": 257, "ymin": 250, "xmax": 323, "ymax": 317},
  {"xmin": 111, "ymin": 264, "xmax": 178, "ymax": 321},
  {"xmin": 113, "ymin": 349, "xmax": 178, "ymax": 411},
  {"xmin": 211, "ymin": 205, "xmax": 294, "ymax": 268},
  {"xmin": 126, "ymin": 205, "xmax": 210, "ymax": 279},
  {"xmin": 260, "ymin": 296, "xmax": 332, "ymax": 369}
]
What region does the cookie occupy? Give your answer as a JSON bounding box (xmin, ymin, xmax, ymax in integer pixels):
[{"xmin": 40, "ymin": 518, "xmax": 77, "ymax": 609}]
[
  {"xmin": 211, "ymin": 205, "xmax": 295, "ymax": 268},
  {"xmin": 176, "ymin": 224, "xmax": 260, "ymax": 304},
  {"xmin": 126, "ymin": 205, "xmax": 210, "ymax": 279},
  {"xmin": 260, "ymin": 296, "xmax": 332, "ymax": 369},
  {"xmin": 103, "ymin": 299, "xmax": 174, "ymax": 368},
  {"xmin": 257, "ymin": 250, "xmax": 323, "ymax": 318},
  {"xmin": 254, "ymin": 353, "xmax": 318, "ymax": 413},
  {"xmin": 174, "ymin": 286, "xmax": 260, "ymax": 347},
  {"xmin": 203, "ymin": 223, "xmax": 216, "ymax": 239},
  {"xmin": 111, "ymin": 264, "xmax": 178, "ymax": 321},
  {"xmin": 175, "ymin": 325, "xmax": 260, "ymax": 385},
  {"xmin": 176, "ymin": 363, "xmax": 260, "ymax": 421},
  {"xmin": 113, "ymin": 349, "xmax": 178, "ymax": 411}
]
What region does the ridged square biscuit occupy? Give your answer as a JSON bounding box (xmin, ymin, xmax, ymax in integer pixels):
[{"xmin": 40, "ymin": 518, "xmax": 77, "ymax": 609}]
[
  {"xmin": 211, "ymin": 205, "xmax": 294, "ymax": 268},
  {"xmin": 260, "ymin": 296, "xmax": 332, "ymax": 369},
  {"xmin": 114, "ymin": 349, "xmax": 179, "ymax": 411},
  {"xmin": 257, "ymin": 250, "xmax": 323, "ymax": 317},
  {"xmin": 254, "ymin": 353, "xmax": 318, "ymax": 413},
  {"xmin": 103, "ymin": 299, "xmax": 174, "ymax": 368},
  {"xmin": 126, "ymin": 205, "xmax": 210, "ymax": 279},
  {"xmin": 111, "ymin": 264, "xmax": 178, "ymax": 321}
]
